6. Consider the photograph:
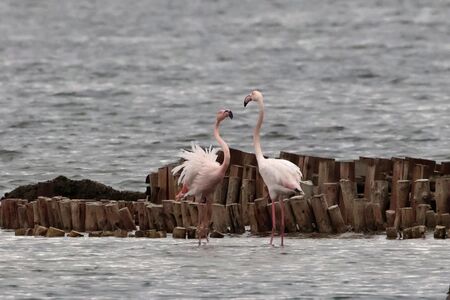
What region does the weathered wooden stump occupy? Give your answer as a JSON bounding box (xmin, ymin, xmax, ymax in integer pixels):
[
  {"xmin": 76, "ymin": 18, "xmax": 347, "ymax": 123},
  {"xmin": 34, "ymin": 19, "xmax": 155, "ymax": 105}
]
[
  {"xmin": 162, "ymin": 200, "xmax": 176, "ymax": 232},
  {"xmin": 365, "ymin": 201, "xmax": 376, "ymax": 231},
  {"xmin": 226, "ymin": 177, "xmax": 242, "ymax": 205},
  {"xmin": 105, "ymin": 202, "xmax": 122, "ymax": 230},
  {"xmin": 434, "ymin": 225, "xmax": 447, "ymax": 239},
  {"xmin": 254, "ymin": 198, "xmax": 271, "ymax": 232},
  {"xmin": 135, "ymin": 201, "xmax": 149, "ymax": 230},
  {"xmin": 172, "ymin": 227, "xmax": 186, "ymax": 239},
  {"xmin": 340, "ymin": 179, "xmax": 356, "ymax": 226},
  {"xmin": 440, "ymin": 213, "xmax": 450, "ymax": 229},
  {"xmin": 353, "ymin": 198, "xmax": 368, "ymax": 232},
  {"xmin": 283, "ymin": 198, "xmax": 297, "ymax": 233},
  {"xmin": 416, "ymin": 204, "xmax": 431, "ymax": 226},
  {"xmin": 300, "ymin": 180, "xmax": 314, "ymax": 200},
  {"xmin": 18, "ymin": 205, "xmax": 28, "ymax": 229},
  {"xmin": 67, "ymin": 230, "xmax": 83, "ymax": 237},
  {"xmin": 118, "ymin": 207, "xmax": 136, "ymax": 231},
  {"xmin": 425, "ymin": 210, "xmax": 436, "ymax": 229},
  {"xmin": 386, "ymin": 210, "xmax": 396, "ymax": 227},
  {"xmin": 372, "ymin": 203, "xmax": 384, "ymax": 231},
  {"xmin": 227, "ymin": 203, "xmax": 245, "ymax": 234},
  {"xmin": 211, "ymin": 204, "xmax": 228, "ymax": 233},
  {"xmin": 186, "ymin": 226, "xmax": 197, "ymax": 239},
  {"xmin": 37, "ymin": 197, "xmax": 50, "ymax": 228},
  {"xmin": 113, "ymin": 229, "xmax": 128, "ymax": 238},
  {"xmin": 150, "ymin": 204, "xmax": 165, "ymax": 231},
  {"xmin": 173, "ymin": 201, "xmax": 183, "ymax": 227},
  {"xmin": 60, "ymin": 200, "xmax": 73, "ymax": 231},
  {"xmin": 46, "ymin": 226, "xmax": 65, "ymax": 237},
  {"xmin": 247, "ymin": 202, "xmax": 259, "ymax": 234},
  {"xmin": 15, "ymin": 228, "xmax": 28, "ymax": 236},
  {"xmin": 290, "ymin": 195, "xmax": 314, "ymax": 233},
  {"xmin": 26, "ymin": 202, "xmax": 35, "ymax": 228},
  {"xmin": 188, "ymin": 202, "xmax": 198, "ymax": 226},
  {"xmin": 400, "ymin": 207, "xmax": 414, "ymax": 230},
  {"xmin": 34, "ymin": 225, "xmax": 48, "ymax": 236},
  {"xmin": 386, "ymin": 227, "xmax": 398, "ymax": 239},
  {"xmin": 180, "ymin": 201, "xmax": 191, "ymax": 228},
  {"xmin": 85, "ymin": 202, "xmax": 99, "ymax": 232},
  {"xmin": 372, "ymin": 180, "xmax": 389, "ymax": 220},
  {"xmin": 323, "ymin": 182, "xmax": 339, "ymax": 206},
  {"xmin": 328, "ymin": 204, "xmax": 347, "ymax": 233},
  {"xmin": 241, "ymin": 178, "xmax": 256, "ymax": 225},
  {"xmin": 213, "ymin": 176, "xmax": 229, "ymax": 205},
  {"xmin": 435, "ymin": 177, "xmax": 450, "ymax": 214},
  {"xmin": 311, "ymin": 195, "xmax": 333, "ymax": 233}
]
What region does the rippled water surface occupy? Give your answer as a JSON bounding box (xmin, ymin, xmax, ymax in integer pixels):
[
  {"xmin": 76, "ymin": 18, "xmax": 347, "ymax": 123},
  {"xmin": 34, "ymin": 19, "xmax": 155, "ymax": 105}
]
[
  {"xmin": 1, "ymin": 1, "xmax": 450, "ymax": 298},
  {"xmin": 1, "ymin": 230, "xmax": 449, "ymax": 299}
]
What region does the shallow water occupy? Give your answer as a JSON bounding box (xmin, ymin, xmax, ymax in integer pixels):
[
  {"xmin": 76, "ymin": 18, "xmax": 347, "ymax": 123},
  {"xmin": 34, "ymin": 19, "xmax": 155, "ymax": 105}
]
[
  {"xmin": 0, "ymin": 230, "xmax": 449, "ymax": 299},
  {"xmin": 1, "ymin": 0, "xmax": 450, "ymax": 197}
]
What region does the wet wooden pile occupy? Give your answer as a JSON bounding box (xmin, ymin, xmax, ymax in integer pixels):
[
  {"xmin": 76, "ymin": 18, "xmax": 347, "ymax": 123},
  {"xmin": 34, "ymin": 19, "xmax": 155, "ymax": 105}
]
[{"xmin": 1, "ymin": 148, "xmax": 450, "ymax": 240}]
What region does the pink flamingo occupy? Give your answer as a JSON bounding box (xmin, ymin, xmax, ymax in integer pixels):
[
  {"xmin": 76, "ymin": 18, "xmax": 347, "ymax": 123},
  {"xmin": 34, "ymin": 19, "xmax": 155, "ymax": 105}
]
[
  {"xmin": 172, "ymin": 109, "xmax": 233, "ymax": 245},
  {"xmin": 244, "ymin": 90, "xmax": 303, "ymax": 246}
]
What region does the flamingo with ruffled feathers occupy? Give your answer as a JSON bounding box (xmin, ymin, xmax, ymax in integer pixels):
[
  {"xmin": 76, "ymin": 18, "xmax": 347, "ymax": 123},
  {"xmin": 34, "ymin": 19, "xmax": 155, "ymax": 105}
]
[
  {"xmin": 172, "ymin": 109, "xmax": 233, "ymax": 245},
  {"xmin": 244, "ymin": 90, "xmax": 303, "ymax": 246}
]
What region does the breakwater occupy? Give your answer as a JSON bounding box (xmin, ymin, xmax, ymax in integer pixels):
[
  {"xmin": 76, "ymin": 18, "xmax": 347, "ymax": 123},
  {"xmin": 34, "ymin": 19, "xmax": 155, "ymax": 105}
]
[{"xmin": 1, "ymin": 148, "xmax": 450, "ymax": 240}]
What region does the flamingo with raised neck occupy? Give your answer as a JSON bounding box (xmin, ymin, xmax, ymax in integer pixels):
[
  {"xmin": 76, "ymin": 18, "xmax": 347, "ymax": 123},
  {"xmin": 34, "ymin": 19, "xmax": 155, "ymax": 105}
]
[
  {"xmin": 244, "ymin": 90, "xmax": 303, "ymax": 246},
  {"xmin": 172, "ymin": 109, "xmax": 233, "ymax": 245}
]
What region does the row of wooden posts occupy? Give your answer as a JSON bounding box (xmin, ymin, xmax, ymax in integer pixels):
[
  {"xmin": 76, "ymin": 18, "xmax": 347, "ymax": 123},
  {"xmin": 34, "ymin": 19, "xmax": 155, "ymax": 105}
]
[
  {"xmin": 1, "ymin": 148, "xmax": 450, "ymax": 239},
  {"xmin": 145, "ymin": 148, "xmax": 450, "ymax": 239}
]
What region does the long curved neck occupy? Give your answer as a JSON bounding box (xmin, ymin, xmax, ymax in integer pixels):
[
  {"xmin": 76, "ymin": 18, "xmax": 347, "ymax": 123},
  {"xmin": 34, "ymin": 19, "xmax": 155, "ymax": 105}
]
[
  {"xmin": 254, "ymin": 100, "xmax": 265, "ymax": 164},
  {"xmin": 214, "ymin": 120, "xmax": 230, "ymax": 175}
]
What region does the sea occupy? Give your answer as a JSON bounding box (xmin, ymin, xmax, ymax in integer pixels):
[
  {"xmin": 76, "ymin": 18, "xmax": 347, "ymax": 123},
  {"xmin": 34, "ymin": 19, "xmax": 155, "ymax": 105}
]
[{"xmin": 1, "ymin": 0, "xmax": 449, "ymax": 299}]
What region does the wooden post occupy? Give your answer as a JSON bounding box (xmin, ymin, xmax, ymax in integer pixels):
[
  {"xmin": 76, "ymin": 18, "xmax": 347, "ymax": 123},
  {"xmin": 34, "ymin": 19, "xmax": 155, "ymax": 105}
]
[
  {"xmin": 323, "ymin": 182, "xmax": 339, "ymax": 206},
  {"xmin": 340, "ymin": 161, "xmax": 355, "ymax": 182},
  {"xmin": 158, "ymin": 166, "xmax": 169, "ymax": 202},
  {"xmin": 119, "ymin": 207, "xmax": 136, "ymax": 231},
  {"xmin": 353, "ymin": 198, "xmax": 367, "ymax": 232},
  {"xmin": 386, "ymin": 210, "xmax": 396, "ymax": 227},
  {"xmin": 172, "ymin": 227, "xmax": 186, "ymax": 239},
  {"xmin": 26, "ymin": 203, "xmax": 34, "ymax": 228},
  {"xmin": 254, "ymin": 197, "xmax": 271, "ymax": 232},
  {"xmin": 226, "ymin": 177, "xmax": 241, "ymax": 205},
  {"xmin": 365, "ymin": 201, "xmax": 376, "ymax": 231},
  {"xmin": 59, "ymin": 200, "xmax": 73, "ymax": 231},
  {"xmin": 289, "ymin": 196, "xmax": 314, "ymax": 233},
  {"xmin": 372, "ymin": 203, "xmax": 384, "ymax": 231},
  {"xmin": 247, "ymin": 203, "xmax": 258, "ymax": 234},
  {"xmin": 227, "ymin": 203, "xmax": 245, "ymax": 234},
  {"xmin": 37, "ymin": 197, "xmax": 50, "ymax": 228},
  {"xmin": 412, "ymin": 179, "xmax": 430, "ymax": 220},
  {"xmin": 310, "ymin": 194, "xmax": 333, "ymax": 233},
  {"xmin": 32, "ymin": 201, "xmax": 40, "ymax": 227},
  {"xmin": 393, "ymin": 180, "xmax": 411, "ymax": 230},
  {"xmin": 95, "ymin": 203, "xmax": 109, "ymax": 231},
  {"xmin": 45, "ymin": 198, "xmax": 56, "ymax": 228},
  {"xmin": 242, "ymin": 165, "xmax": 257, "ymax": 180},
  {"xmin": 105, "ymin": 202, "xmax": 122, "ymax": 230},
  {"xmin": 211, "ymin": 204, "xmax": 228, "ymax": 233},
  {"xmin": 441, "ymin": 213, "xmax": 450, "ymax": 229},
  {"xmin": 416, "ymin": 204, "xmax": 430, "ymax": 226},
  {"xmin": 372, "ymin": 180, "xmax": 389, "ymax": 221},
  {"xmin": 70, "ymin": 200, "xmax": 82, "ymax": 232},
  {"xmin": 135, "ymin": 201, "xmax": 149, "ymax": 230},
  {"xmin": 318, "ymin": 159, "xmax": 335, "ymax": 193},
  {"xmin": 340, "ymin": 179, "xmax": 356, "ymax": 225},
  {"xmin": 18, "ymin": 205, "xmax": 28, "ymax": 229},
  {"xmin": 434, "ymin": 225, "xmax": 446, "ymax": 239},
  {"xmin": 435, "ymin": 177, "xmax": 450, "ymax": 214},
  {"xmin": 85, "ymin": 202, "xmax": 98, "ymax": 232},
  {"xmin": 162, "ymin": 200, "xmax": 176, "ymax": 232},
  {"xmin": 167, "ymin": 164, "xmax": 177, "ymax": 200},
  {"xmin": 149, "ymin": 172, "xmax": 160, "ymax": 203},
  {"xmin": 229, "ymin": 164, "xmax": 243, "ymax": 178},
  {"xmin": 173, "ymin": 201, "xmax": 183, "ymax": 227},
  {"xmin": 386, "ymin": 227, "xmax": 398, "ymax": 239},
  {"xmin": 425, "ymin": 210, "xmax": 436, "ymax": 229},
  {"xmin": 188, "ymin": 202, "xmax": 198, "ymax": 226},
  {"xmin": 300, "ymin": 180, "xmax": 314, "ymax": 200},
  {"xmin": 213, "ymin": 176, "xmax": 229, "ymax": 205},
  {"xmin": 180, "ymin": 200, "xmax": 191, "ymax": 228},
  {"xmin": 400, "ymin": 207, "xmax": 413, "ymax": 230},
  {"xmin": 390, "ymin": 159, "xmax": 405, "ymax": 210},
  {"xmin": 282, "ymin": 198, "xmax": 297, "ymax": 233},
  {"xmin": 241, "ymin": 178, "xmax": 256, "ymax": 226},
  {"xmin": 150, "ymin": 204, "xmax": 165, "ymax": 231},
  {"xmin": 328, "ymin": 204, "xmax": 347, "ymax": 233}
]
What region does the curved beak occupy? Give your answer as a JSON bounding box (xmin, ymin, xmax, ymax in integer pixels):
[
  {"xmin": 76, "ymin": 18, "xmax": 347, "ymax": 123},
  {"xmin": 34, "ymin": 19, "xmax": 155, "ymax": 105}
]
[
  {"xmin": 244, "ymin": 95, "xmax": 252, "ymax": 107},
  {"xmin": 225, "ymin": 109, "xmax": 233, "ymax": 119}
]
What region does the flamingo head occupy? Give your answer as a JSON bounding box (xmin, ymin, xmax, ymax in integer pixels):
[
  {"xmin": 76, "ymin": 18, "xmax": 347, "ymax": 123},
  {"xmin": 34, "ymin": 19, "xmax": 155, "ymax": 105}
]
[
  {"xmin": 244, "ymin": 90, "xmax": 263, "ymax": 107},
  {"xmin": 216, "ymin": 109, "xmax": 233, "ymax": 122}
]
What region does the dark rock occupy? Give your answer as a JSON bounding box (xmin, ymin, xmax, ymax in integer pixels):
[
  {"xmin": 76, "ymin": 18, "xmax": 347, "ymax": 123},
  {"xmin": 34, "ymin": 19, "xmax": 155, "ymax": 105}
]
[{"xmin": 2, "ymin": 175, "xmax": 145, "ymax": 202}]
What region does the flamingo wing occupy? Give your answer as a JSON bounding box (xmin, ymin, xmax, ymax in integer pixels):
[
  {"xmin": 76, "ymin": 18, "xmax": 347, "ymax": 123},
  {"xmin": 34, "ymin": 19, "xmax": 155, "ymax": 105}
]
[
  {"xmin": 172, "ymin": 142, "xmax": 220, "ymax": 192},
  {"xmin": 259, "ymin": 158, "xmax": 303, "ymax": 193}
]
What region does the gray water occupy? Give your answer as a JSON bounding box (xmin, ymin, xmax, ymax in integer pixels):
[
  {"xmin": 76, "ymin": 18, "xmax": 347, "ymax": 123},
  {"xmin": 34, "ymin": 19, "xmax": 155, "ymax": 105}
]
[
  {"xmin": 1, "ymin": 230, "xmax": 450, "ymax": 299},
  {"xmin": 1, "ymin": 0, "xmax": 450, "ymax": 298}
]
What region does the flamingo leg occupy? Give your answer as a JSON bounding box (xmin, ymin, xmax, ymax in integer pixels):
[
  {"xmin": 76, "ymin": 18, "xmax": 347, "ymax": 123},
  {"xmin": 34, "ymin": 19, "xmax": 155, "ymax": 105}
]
[
  {"xmin": 270, "ymin": 197, "xmax": 276, "ymax": 246},
  {"xmin": 205, "ymin": 197, "xmax": 212, "ymax": 243},
  {"xmin": 279, "ymin": 196, "xmax": 286, "ymax": 247},
  {"xmin": 197, "ymin": 203, "xmax": 205, "ymax": 246}
]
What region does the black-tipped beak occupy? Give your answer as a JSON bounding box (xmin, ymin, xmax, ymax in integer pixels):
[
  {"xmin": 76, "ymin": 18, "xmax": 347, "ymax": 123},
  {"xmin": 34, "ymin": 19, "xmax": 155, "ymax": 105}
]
[
  {"xmin": 225, "ymin": 110, "xmax": 233, "ymax": 119},
  {"xmin": 244, "ymin": 95, "xmax": 252, "ymax": 107}
]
